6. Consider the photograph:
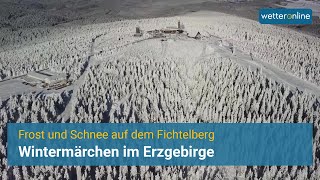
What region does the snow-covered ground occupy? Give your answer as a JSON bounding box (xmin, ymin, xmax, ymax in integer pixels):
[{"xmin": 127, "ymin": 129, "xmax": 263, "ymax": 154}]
[
  {"xmin": 277, "ymin": 0, "xmax": 320, "ymax": 18},
  {"xmin": 0, "ymin": 11, "xmax": 319, "ymax": 179}
]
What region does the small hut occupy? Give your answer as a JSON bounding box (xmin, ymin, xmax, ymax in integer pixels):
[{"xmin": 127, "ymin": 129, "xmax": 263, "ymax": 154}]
[{"xmin": 134, "ymin": 27, "xmax": 143, "ymax": 37}]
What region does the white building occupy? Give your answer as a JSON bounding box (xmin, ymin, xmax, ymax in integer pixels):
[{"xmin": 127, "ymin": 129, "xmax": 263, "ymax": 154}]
[{"xmin": 27, "ymin": 70, "xmax": 67, "ymax": 85}]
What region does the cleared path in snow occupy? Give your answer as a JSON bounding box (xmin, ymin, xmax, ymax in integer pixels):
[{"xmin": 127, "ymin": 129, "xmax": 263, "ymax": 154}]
[
  {"xmin": 59, "ymin": 34, "xmax": 102, "ymax": 121},
  {"xmin": 210, "ymin": 36, "xmax": 320, "ymax": 96}
]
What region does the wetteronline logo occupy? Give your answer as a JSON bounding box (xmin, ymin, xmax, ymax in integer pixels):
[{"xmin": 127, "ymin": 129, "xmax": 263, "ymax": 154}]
[{"xmin": 259, "ymin": 8, "xmax": 312, "ymax": 25}]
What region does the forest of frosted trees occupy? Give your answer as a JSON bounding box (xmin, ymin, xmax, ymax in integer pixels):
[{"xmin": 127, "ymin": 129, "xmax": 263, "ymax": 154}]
[
  {"xmin": 0, "ymin": 12, "xmax": 319, "ymax": 179},
  {"xmin": 1, "ymin": 56, "xmax": 319, "ymax": 178}
]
